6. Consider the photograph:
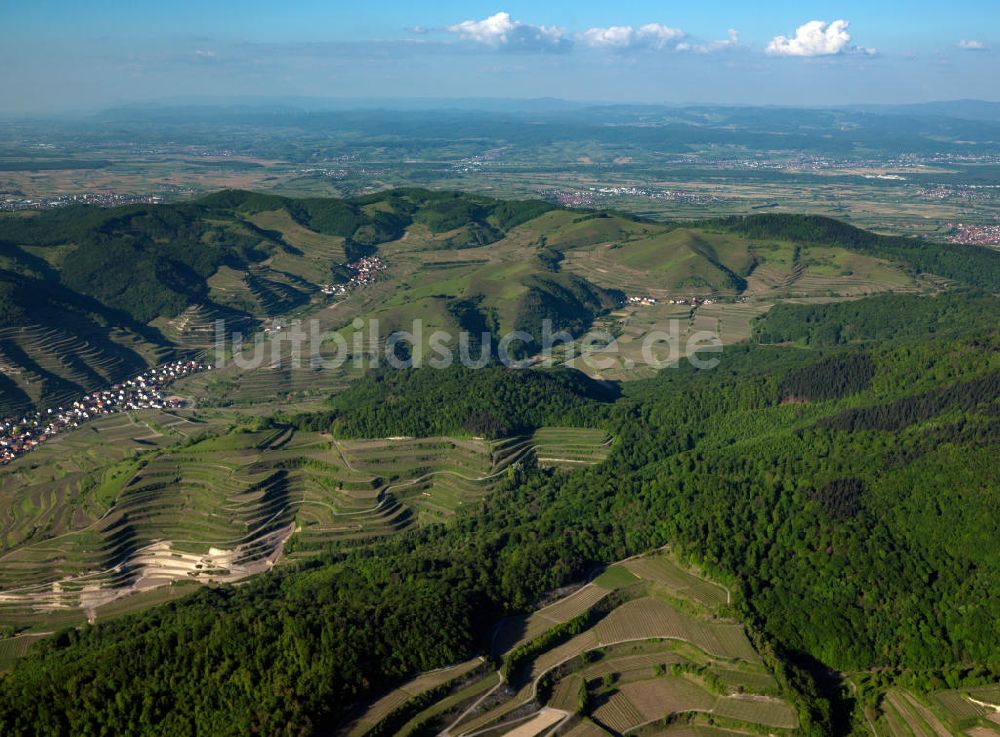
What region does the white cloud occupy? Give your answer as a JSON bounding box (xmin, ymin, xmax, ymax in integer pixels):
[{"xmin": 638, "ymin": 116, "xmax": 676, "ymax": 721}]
[
  {"xmin": 582, "ymin": 22, "xmax": 685, "ymax": 51},
  {"xmin": 446, "ymin": 11, "xmax": 569, "ymax": 52},
  {"xmin": 958, "ymin": 39, "xmax": 988, "ymax": 51},
  {"xmin": 582, "ymin": 26, "xmax": 634, "ymax": 49},
  {"xmin": 766, "ymin": 20, "xmax": 873, "ymax": 57},
  {"xmin": 637, "ymin": 23, "xmax": 686, "ymax": 49},
  {"xmin": 677, "ymin": 29, "xmax": 741, "ymax": 54},
  {"xmin": 447, "ymin": 11, "xmax": 515, "ymax": 45}
]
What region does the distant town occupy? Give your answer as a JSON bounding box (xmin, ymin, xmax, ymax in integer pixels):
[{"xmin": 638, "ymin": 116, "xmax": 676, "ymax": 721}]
[
  {"xmin": 947, "ymin": 222, "xmax": 1000, "ymax": 246},
  {"xmin": 551, "ymin": 186, "xmax": 722, "ymax": 207},
  {"xmin": 0, "ymin": 359, "xmax": 206, "ymax": 465},
  {"xmin": 0, "ymin": 191, "xmax": 170, "ymax": 211}
]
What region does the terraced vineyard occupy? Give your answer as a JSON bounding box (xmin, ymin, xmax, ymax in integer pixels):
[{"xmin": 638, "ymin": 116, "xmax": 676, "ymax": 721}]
[
  {"xmin": 0, "ymin": 322, "xmax": 169, "ymax": 417},
  {"xmin": 0, "ymin": 410, "xmax": 222, "ymax": 552},
  {"xmin": 870, "ymin": 687, "xmax": 1000, "ymax": 737},
  {"xmin": 150, "ymin": 301, "xmax": 258, "ymax": 353},
  {"xmin": 341, "ymin": 550, "xmax": 799, "ymax": 737},
  {"xmin": 0, "ymin": 416, "xmax": 607, "ymax": 634},
  {"xmin": 337, "ymin": 657, "xmax": 487, "ymax": 737},
  {"xmin": 530, "ymin": 427, "xmax": 612, "ymax": 470}
]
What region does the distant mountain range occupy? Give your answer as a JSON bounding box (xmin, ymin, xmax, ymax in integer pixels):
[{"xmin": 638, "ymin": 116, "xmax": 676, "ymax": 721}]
[
  {"xmin": 100, "ymin": 95, "xmax": 1000, "ymax": 117},
  {"xmin": 845, "ymin": 98, "xmax": 1000, "ymax": 122}
]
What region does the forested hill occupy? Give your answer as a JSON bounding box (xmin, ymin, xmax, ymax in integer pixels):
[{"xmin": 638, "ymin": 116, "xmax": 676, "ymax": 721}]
[
  {"xmin": 717, "ymin": 213, "xmax": 1000, "ymax": 291},
  {"xmin": 320, "ymin": 365, "xmax": 615, "ymax": 438},
  {"xmin": 752, "ymin": 290, "xmax": 1000, "ymax": 345},
  {"xmin": 3, "ymin": 190, "xmax": 996, "ymax": 336},
  {"xmin": 0, "ymin": 189, "xmax": 560, "ymax": 415},
  {"xmin": 0, "ymin": 292, "xmax": 998, "ymax": 736},
  {"xmin": 0, "ymin": 188, "xmax": 555, "ymax": 326}
]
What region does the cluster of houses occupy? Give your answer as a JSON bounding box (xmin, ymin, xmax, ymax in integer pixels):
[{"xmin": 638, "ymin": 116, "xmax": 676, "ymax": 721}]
[
  {"xmin": 550, "ymin": 186, "xmax": 719, "ymax": 208},
  {"xmin": 0, "ymin": 191, "xmax": 165, "ymax": 212},
  {"xmin": 320, "ymin": 256, "xmax": 386, "ymax": 296},
  {"xmin": 0, "ymin": 359, "xmax": 206, "ymax": 465},
  {"xmin": 627, "ymin": 295, "xmax": 716, "ymax": 307},
  {"xmin": 948, "ymin": 223, "xmax": 1000, "ymax": 247}
]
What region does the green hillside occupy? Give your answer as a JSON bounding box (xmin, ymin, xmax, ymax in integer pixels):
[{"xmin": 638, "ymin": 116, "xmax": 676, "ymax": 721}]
[
  {"xmin": 0, "ymin": 265, "xmax": 170, "ymax": 416},
  {"xmin": 0, "ymin": 190, "xmax": 602, "ymax": 415},
  {"xmin": 6, "ymin": 188, "xmax": 999, "ymax": 414},
  {"xmin": 0, "ymin": 367, "xmax": 616, "ymax": 633},
  {"xmin": 0, "ymin": 293, "xmax": 997, "ymax": 735},
  {"xmin": 0, "ymin": 190, "xmax": 998, "ymax": 734}
]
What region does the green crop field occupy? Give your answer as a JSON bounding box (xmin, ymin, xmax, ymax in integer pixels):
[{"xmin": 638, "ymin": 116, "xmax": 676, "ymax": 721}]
[
  {"xmin": 336, "ymin": 657, "xmax": 484, "ymax": 737},
  {"xmin": 0, "ymin": 634, "xmax": 48, "ymax": 673},
  {"xmin": 621, "ymin": 553, "xmax": 731, "ymax": 609},
  {"xmin": 857, "ymin": 685, "xmax": 1000, "ymax": 737}
]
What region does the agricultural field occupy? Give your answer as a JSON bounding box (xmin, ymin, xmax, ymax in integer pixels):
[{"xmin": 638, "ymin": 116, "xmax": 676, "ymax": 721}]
[
  {"xmin": 8, "ymin": 103, "xmax": 1000, "ymax": 244},
  {"xmin": 347, "ymin": 549, "xmax": 798, "ymax": 737},
  {"xmin": 0, "ymin": 410, "xmax": 226, "ymax": 552},
  {"xmin": 0, "ymin": 322, "xmax": 171, "ymax": 418},
  {"xmin": 0, "ymin": 633, "xmax": 49, "ymax": 673},
  {"xmin": 619, "ymin": 555, "xmax": 730, "ymax": 610},
  {"xmin": 555, "ymin": 222, "xmax": 935, "ymax": 381},
  {"xmin": 248, "ymin": 208, "xmax": 348, "ymax": 280}
]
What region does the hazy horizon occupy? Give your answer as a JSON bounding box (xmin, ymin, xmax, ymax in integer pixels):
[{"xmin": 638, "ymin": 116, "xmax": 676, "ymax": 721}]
[
  {"xmin": 2, "ymin": 0, "xmax": 998, "ymax": 115},
  {"xmin": 5, "ymin": 94, "xmax": 1000, "ymax": 122}
]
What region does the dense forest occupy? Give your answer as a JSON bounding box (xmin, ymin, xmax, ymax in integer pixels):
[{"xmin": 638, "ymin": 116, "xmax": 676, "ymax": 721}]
[
  {"xmin": 752, "ymin": 291, "xmax": 1000, "ymax": 345},
  {"xmin": 314, "ymin": 365, "xmax": 615, "ymax": 439},
  {"xmin": 0, "ymin": 292, "xmax": 998, "ymax": 736}
]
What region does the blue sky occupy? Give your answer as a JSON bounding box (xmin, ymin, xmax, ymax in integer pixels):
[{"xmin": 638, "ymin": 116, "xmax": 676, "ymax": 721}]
[{"xmin": 1, "ymin": 1, "xmax": 997, "ymax": 113}]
